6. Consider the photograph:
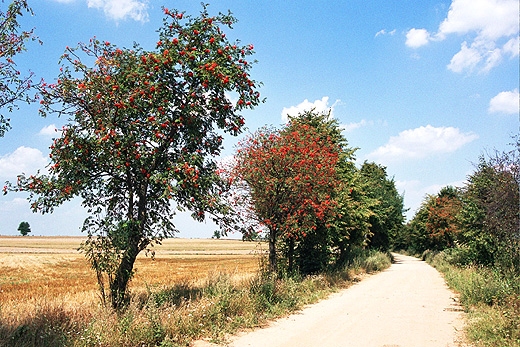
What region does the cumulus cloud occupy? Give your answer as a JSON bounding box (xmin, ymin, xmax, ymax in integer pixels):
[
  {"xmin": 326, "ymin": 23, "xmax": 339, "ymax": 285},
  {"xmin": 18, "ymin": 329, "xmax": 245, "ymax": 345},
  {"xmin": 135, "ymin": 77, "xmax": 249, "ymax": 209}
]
[
  {"xmin": 87, "ymin": 0, "xmax": 149, "ymax": 22},
  {"xmin": 38, "ymin": 124, "xmax": 58, "ymax": 136},
  {"xmin": 0, "ymin": 147, "xmax": 48, "ymax": 181},
  {"xmin": 406, "ymin": 0, "xmax": 519, "ymax": 73},
  {"xmin": 367, "ymin": 125, "xmax": 478, "ymax": 163},
  {"xmin": 53, "ymin": 0, "xmax": 149, "ymax": 22},
  {"xmin": 280, "ymin": 97, "xmax": 339, "ymax": 123},
  {"xmin": 489, "ymin": 89, "xmax": 520, "ymax": 114},
  {"xmin": 405, "ymin": 28, "xmax": 431, "ymax": 48},
  {"xmin": 446, "ymin": 41, "xmax": 483, "ymax": 72}
]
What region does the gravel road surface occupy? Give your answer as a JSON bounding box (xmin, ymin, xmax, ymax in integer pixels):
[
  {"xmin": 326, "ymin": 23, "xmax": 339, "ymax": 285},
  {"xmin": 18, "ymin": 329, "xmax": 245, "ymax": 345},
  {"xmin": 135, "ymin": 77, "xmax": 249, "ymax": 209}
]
[{"xmin": 196, "ymin": 253, "xmax": 465, "ymax": 347}]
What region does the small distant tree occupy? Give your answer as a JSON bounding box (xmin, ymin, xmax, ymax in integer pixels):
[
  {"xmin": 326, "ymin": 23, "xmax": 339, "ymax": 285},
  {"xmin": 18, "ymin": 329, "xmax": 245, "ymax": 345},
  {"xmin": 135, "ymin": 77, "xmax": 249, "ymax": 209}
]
[
  {"xmin": 0, "ymin": 0, "xmax": 40, "ymax": 137},
  {"xmin": 17, "ymin": 221, "xmax": 30, "ymax": 235},
  {"xmin": 10, "ymin": 6, "xmax": 261, "ymax": 309}
]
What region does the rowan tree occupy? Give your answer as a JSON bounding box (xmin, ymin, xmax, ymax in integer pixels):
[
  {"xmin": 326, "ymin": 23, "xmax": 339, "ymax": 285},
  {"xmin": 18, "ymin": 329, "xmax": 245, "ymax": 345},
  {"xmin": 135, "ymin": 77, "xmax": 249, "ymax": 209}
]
[
  {"xmin": 230, "ymin": 112, "xmax": 340, "ymax": 273},
  {"xmin": 0, "ymin": 0, "xmax": 39, "ymax": 136},
  {"xmin": 282, "ymin": 111, "xmax": 368, "ymax": 274},
  {"xmin": 425, "ymin": 186, "xmax": 461, "ymax": 249},
  {"xmin": 9, "ymin": 6, "xmax": 261, "ymax": 308}
]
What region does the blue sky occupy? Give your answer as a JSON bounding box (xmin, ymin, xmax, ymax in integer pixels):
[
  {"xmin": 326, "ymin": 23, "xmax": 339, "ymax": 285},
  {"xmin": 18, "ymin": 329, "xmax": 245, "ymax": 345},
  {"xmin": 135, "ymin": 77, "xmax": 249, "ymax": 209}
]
[{"xmin": 0, "ymin": 0, "xmax": 518, "ymax": 237}]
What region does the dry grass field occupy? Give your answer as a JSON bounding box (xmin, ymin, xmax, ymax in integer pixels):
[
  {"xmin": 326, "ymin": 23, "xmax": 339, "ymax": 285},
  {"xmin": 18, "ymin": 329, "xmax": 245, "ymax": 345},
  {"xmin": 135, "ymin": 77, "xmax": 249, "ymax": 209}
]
[
  {"xmin": 0, "ymin": 236, "xmax": 393, "ymax": 347},
  {"xmin": 0, "ymin": 236, "xmax": 263, "ymax": 330}
]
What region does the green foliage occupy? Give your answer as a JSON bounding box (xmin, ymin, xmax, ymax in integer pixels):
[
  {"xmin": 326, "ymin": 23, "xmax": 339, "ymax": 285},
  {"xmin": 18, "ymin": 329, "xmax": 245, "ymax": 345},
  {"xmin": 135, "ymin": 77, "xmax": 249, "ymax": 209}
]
[
  {"xmin": 328, "ymin": 172, "xmax": 373, "ymax": 268},
  {"xmin": 0, "ymin": 0, "xmax": 40, "ymax": 137},
  {"xmin": 405, "ymin": 138, "xmax": 519, "ymax": 274},
  {"xmin": 8, "ymin": 6, "xmax": 261, "ymax": 309},
  {"xmin": 460, "ymin": 151, "xmax": 520, "ymax": 273},
  {"xmin": 17, "ymin": 221, "xmax": 30, "ymax": 236},
  {"xmin": 359, "ymin": 162, "xmax": 406, "ymax": 251},
  {"xmin": 357, "ymin": 250, "xmax": 393, "ymax": 273}
]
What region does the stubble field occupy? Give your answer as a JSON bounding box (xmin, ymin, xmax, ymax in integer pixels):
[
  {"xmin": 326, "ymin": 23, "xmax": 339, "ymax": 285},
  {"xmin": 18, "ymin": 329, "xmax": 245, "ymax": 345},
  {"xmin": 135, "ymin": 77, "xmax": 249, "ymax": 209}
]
[{"xmin": 0, "ymin": 236, "xmax": 263, "ymax": 325}]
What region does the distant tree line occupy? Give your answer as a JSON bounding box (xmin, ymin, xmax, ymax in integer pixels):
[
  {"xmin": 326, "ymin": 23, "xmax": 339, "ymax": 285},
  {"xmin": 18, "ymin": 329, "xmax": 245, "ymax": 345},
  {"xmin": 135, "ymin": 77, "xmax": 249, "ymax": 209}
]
[{"xmin": 396, "ymin": 137, "xmax": 519, "ymax": 275}]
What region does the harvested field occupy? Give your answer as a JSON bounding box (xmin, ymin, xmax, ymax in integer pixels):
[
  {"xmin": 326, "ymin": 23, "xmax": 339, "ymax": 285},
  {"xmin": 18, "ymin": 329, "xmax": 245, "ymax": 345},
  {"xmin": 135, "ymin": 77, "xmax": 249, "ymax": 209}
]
[{"xmin": 0, "ymin": 236, "xmax": 264, "ymax": 324}]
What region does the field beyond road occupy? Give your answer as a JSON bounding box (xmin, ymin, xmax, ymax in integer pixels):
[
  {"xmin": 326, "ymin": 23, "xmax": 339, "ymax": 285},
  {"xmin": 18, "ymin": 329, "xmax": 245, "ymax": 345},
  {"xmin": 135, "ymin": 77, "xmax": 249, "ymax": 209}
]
[
  {"xmin": 0, "ymin": 236, "xmax": 262, "ymax": 312},
  {"xmin": 200, "ymin": 253, "xmax": 465, "ymax": 347}
]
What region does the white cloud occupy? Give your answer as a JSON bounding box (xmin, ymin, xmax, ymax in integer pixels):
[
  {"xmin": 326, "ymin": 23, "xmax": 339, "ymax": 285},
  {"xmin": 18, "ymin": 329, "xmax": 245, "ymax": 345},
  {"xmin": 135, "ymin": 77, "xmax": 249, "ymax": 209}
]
[
  {"xmin": 405, "ymin": 28, "xmax": 431, "ymax": 48},
  {"xmin": 489, "ymin": 89, "xmax": 520, "ymax": 114},
  {"xmin": 0, "ymin": 147, "xmax": 48, "ymax": 181},
  {"xmin": 367, "ymin": 125, "xmax": 478, "ymax": 163},
  {"xmin": 447, "ymin": 41, "xmax": 483, "ymax": 72},
  {"xmin": 341, "ymin": 119, "xmax": 372, "ymax": 133},
  {"xmin": 87, "ymin": 0, "xmax": 149, "ymax": 22},
  {"xmin": 502, "ymin": 37, "xmax": 520, "ymax": 57},
  {"xmin": 280, "ymin": 97, "xmax": 339, "ymax": 123},
  {"xmin": 38, "ymin": 124, "xmax": 58, "ymax": 136},
  {"xmin": 437, "ymin": 0, "xmax": 518, "ymax": 40},
  {"xmin": 375, "ymin": 29, "xmax": 396, "ymax": 37},
  {"xmin": 406, "ymin": 0, "xmax": 519, "ymax": 73},
  {"xmin": 51, "ymin": 0, "xmax": 149, "ymax": 22}
]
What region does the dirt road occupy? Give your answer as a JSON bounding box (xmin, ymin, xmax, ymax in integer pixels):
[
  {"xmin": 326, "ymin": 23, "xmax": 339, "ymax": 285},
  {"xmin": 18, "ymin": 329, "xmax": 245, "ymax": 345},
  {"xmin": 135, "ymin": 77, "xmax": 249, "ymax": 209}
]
[{"xmin": 197, "ymin": 253, "xmax": 465, "ymax": 347}]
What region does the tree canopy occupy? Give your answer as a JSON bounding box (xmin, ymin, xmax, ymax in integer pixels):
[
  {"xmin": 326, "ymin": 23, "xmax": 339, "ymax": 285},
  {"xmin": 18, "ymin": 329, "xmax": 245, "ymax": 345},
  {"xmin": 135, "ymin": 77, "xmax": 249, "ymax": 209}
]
[
  {"xmin": 17, "ymin": 220, "xmax": 30, "ymax": 235},
  {"xmin": 229, "ymin": 111, "xmax": 341, "ymax": 272},
  {"xmin": 10, "ymin": 6, "xmax": 262, "ymax": 308},
  {"xmin": 405, "ymin": 137, "xmax": 519, "ymax": 274}
]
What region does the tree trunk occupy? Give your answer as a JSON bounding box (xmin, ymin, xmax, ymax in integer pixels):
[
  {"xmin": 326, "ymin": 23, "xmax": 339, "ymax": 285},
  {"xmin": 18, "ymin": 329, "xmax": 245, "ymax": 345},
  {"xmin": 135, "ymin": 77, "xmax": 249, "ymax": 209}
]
[
  {"xmin": 268, "ymin": 228, "xmax": 277, "ymax": 273},
  {"xmin": 110, "ymin": 182, "xmax": 147, "ymax": 309},
  {"xmin": 110, "ymin": 239, "xmax": 139, "ymax": 309},
  {"xmin": 287, "ymin": 236, "xmax": 295, "ymax": 273}
]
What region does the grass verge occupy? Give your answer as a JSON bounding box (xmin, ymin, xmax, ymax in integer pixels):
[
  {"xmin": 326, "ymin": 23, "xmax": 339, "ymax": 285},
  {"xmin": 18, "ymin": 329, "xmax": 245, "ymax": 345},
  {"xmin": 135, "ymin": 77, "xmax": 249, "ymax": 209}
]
[
  {"xmin": 0, "ymin": 250, "xmax": 391, "ymax": 347},
  {"xmin": 425, "ymin": 250, "xmax": 520, "ymax": 347}
]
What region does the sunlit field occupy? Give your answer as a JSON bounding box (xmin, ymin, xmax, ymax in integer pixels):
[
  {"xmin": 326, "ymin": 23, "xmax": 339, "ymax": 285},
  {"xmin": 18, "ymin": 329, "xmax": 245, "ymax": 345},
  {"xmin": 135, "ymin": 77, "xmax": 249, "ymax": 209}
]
[
  {"xmin": 0, "ymin": 236, "xmax": 392, "ymax": 347},
  {"xmin": 0, "ymin": 236, "xmax": 263, "ymax": 321}
]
